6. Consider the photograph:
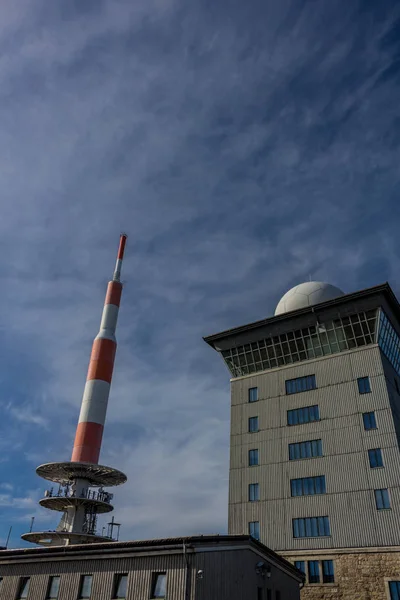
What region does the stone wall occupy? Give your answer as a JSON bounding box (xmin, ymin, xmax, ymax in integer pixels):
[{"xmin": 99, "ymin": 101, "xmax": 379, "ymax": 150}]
[{"xmin": 281, "ymin": 547, "xmax": 400, "ymax": 600}]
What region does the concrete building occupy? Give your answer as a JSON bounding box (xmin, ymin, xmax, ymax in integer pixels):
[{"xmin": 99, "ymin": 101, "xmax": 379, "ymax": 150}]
[
  {"xmin": 205, "ymin": 282, "xmax": 400, "ymax": 599},
  {"xmin": 0, "ymin": 535, "xmax": 304, "ymax": 599}
]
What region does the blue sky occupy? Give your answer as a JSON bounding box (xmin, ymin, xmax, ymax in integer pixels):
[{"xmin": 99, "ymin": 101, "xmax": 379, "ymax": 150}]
[{"xmin": 0, "ymin": 0, "xmax": 400, "ymax": 547}]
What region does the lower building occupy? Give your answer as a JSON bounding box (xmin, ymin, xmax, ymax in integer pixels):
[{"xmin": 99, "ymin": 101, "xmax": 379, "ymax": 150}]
[
  {"xmin": 283, "ymin": 546, "xmax": 400, "ymax": 600},
  {"xmin": 0, "ymin": 535, "xmax": 304, "ymax": 600}
]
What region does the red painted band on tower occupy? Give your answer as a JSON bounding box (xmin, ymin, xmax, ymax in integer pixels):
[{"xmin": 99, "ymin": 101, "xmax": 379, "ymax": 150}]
[
  {"xmin": 87, "ymin": 338, "xmax": 117, "ymax": 383},
  {"xmin": 118, "ymin": 235, "xmax": 127, "ymax": 260},
  {"xmin": 105, "ymin": 281, "xmax": 122, "ymax": 307},
  {"xmin": 71, "ymin": 421, "xmax": 104, "ymax": 463}
]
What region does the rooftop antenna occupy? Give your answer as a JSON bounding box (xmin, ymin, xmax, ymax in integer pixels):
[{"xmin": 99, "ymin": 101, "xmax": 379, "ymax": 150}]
[
  {"xmin": 5, "ymin": 526, "xmax": 12, "ymax": 549},
  {"xmin": 29, "ymin": 517, "xmax": 35, "ymax": 533}
]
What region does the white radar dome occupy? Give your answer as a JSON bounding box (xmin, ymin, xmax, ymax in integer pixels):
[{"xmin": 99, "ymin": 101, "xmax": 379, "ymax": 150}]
[{"xmin": 275, "ymin": 281, "xmax": 344, "ymax": 316}]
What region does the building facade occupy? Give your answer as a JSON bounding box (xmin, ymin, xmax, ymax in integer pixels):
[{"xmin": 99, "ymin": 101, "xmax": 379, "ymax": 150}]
[
  {"xmin": 205, "ymin": 282, "xmax": 400, "ymax": 599},
  {"xmin": 0, "ymin": 535, "xmax": 303, "ymax": 600}
]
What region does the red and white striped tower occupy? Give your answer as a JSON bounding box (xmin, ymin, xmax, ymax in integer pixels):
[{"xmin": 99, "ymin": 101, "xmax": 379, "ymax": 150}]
[
  {"xmin": 71, "ymin": 233, "xmax": 127, "ymax": 464},
  {"xmin": 22, "ymin": 235, "xmax": 128, "ymax": 547}
]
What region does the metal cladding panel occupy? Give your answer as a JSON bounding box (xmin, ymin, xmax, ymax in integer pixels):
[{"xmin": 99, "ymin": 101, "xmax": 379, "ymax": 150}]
[
  {"xmin": 242, "ymin": 396, "xmax": 281, "ymax": 432},
  {"xmin": 350, "ymin": 345, "xmax": 385, "ymax": 377},
  {"xmin": 231, "ymin": 405, "xmax": 242, "ymax": 436}
]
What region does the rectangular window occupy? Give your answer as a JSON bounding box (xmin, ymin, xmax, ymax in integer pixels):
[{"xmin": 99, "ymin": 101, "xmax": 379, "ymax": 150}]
[
  {"xmin": 291, "ymin": 475, "xmax": 326, "ymax": 497},
  {"xmin": 249, "ymin": 449, "xmax": 259, "ymax": 466},
  {"xmin": 368, "ymin": 448, "xmax": 383, "ymax": 468},
  {"xmin": 375, "ymin": 488, "xmax": 391, "ymax": 510},
  {"xmin": 249, "ymin": 521, "xmax": 260, "ymax": 540},
  {"xmin": 289, "ymin": 439, "xmax": 322, "ymax": 460},
  {"xmin": 249, "ymin": 416, "xmax": 259, "ymax": 433},
  {"xmin": 358, "ymin": 376, "xmax": 371, "ymax": 394},
  {"xmin": 295, "ymin": 561, "xmax": 305, "ymax": 574},
  {"xmin": 363, "ymin": 411, "xmax": 377, "ymax": 430},
  {"xmin": 287, "ymin": 405, "xmax": 320, "ymax": 426},
  {"xmin": 78, "ymin": 575, "xmax": 93, "ymax": 599},
  {"xmin": 257, "ymin": 587, "xmax": 263, "ymax": 600},
  {"xmin": 275, "ymin": 592, "xmax": 281, "ymax": 600},
  {"xmin": 308, "ymin": 560, "xmax": 320, "ymax": 584},
  {"xmin": 389, "ymin": 581, "xmax": 400, "ymax": 599},
  {"xmin": 286, "ymin": 375, "xmax": 316, "ymax": 395},
  {"xmin": 249, "ymin": 483, "xmax": 260, "ymax": 502},
  {"xmin": 113, "ymin": 574, "xmax": 128, "ymax": 599},
  {"xmin": 17, "ymin": 578, "xmax": 30, "ymax": 599},
  {"xmin": 47, "ymin": 576, "xmax": 60, "ymax": 599},
  {"xmin": 322, "ymin": 560, "xmax": 335, "ymax": 583},
  {"xmin": 293, "ymin": 516, "xmax": 330, "ymax": 538},
  {"xmin": 249, "ymin": 387, "xmax": 258, "ymax": 402},
  {"xmin": 151, "ymin": 573, "xmax": 166, "ymax": 598}
]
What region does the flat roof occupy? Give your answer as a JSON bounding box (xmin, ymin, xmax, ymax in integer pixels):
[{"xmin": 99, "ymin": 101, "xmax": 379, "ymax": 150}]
[
  {"xmin": 0, "ymin": 534, "xmax": 303, "ymax": 580},
  {"xmin": 204, "ymin": 282, "xmax": 400, "ymax": 348}
]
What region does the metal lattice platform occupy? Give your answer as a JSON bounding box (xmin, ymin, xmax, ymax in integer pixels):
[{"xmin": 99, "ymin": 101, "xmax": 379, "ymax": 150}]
[
  {"xmin": 39, "ymin": 496, "xmax": 114, "ymax": 514},
  {"xmin": 36, "ymin": 462, "xmax": 127, "ymax": 487},
  {"xmin": 21, "ymin": 531, "xmax": 113, "ymax": 546}
]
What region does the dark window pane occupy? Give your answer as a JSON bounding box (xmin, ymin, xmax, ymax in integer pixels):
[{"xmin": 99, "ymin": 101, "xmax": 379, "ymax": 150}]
[
  {"xmin": 308, "ymin": 561, "xmax": 320, "ymax": 584},
  {"xmin": 152, "ymin": 573, "xmax": 166, "ymax": 598},
  {"xmin": 322, "ymin": 560, "xmax": 335, "ymax": 583}
]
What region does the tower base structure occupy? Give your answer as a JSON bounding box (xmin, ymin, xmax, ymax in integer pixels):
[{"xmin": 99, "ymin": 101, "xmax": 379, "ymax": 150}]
[{"xmin": 22, "ymin": 462, "xmax": 126, "ymax": 546}]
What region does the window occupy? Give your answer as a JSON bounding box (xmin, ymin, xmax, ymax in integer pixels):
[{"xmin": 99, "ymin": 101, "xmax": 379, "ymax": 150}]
[
  {"xmin": 249, "ymin": 416, "xmax": 259, "ymax": 433},
  {"xmin": 375, "ymin": 488, "xmax": 391, "ymax": 510},
  {"xmin": 293, "ymin": 516, "xmax": 330, "ymax": 538},
  {"xmin": 249, "ymin": 449, "xmax": 259, "ymax": 466},
  {"xmin": 221, "ymin": 309, "xmax": 377, "ymax": 377},
  {"xmin": 78, "ymin": 575, "xmax": 92, "ymax": 599},
  {"xmin": 17, "ymin": 578, "xmax": 30, "ymax": 599},
  {"xmin": 368, "ymin": 448, "xmax": 383, "ymax": 468},
  {"xmin": 286, "ymin": 375, "xmax": 316, "ymax": 395},
  {"xmin": 291, "ymin": 475, "xmax": 326, "ymax": 497},
  {"xmin": 294, "ymin": 561, "xmax": 305, "ymax": 574},
  {"xmin": 378, "ymin": 310, "xmax": 400, "ymax": 377},
  {"xmin": 390, "ymin": 581, "xmax": 400, "ymax": 599},
  {"xmin": 151, "ymin": 573, "xmax": 166, "ymax": 598},
  {"xmin": 266, "ymin": 591, "xmax": 272, "ymax": 600},
  {"xmin": 249, "ymin": 483, "xmax": 260, "ymax": 502},
  {"xmin": 275, "ymin": 592, "xmax": 281, "ymax": 600},
  {"xmin": 249, "ymin": 521, "xmax": 260, "ymax": 540},
  {"xmin": 322, "ymin": 560, "xmax": 335, "ymax": 583},
  {"xmin": 358, "ymin": 376, "xmax": 371, "ymax": 394},
  {"xmin": 249, "ymin": 387, "xmax": 258, "ymax": 402},
  {"xmin": 289, "ymin": 439, "xmax": 322, "ymax": 460},
  {"xmin": 363, "ymin": 411, "xmax": 377, "ymax": 430},
  {"xmin": 257, "ymin": 587, "xmax": 263, "ymax": 600},
  {"xmin": 287, "ymin": 405, "xmax": 320, "ymax": 426},
  {"xmin": 47, "ymin": 576, "xmax": 60, "ymax": 599},
  {"xmin": 308, "ymin": 561, "xmax": 320, "ymax": 584},
  {"xmin": 113, "ymin": 574, "xmax": 128, "ymax": 599}
]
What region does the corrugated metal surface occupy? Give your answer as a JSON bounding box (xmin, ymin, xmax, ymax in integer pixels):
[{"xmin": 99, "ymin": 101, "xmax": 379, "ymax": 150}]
[
  {"xmin": 229, "ymin": 342, "xmax": 400, "ymax": 552},
  {"xmin": 0, "ymin": 545, "xmax": 301, "ymax": 600}
]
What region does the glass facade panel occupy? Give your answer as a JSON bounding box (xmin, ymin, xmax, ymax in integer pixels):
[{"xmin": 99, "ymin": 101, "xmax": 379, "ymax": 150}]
[
  {"xmin": 293, "ymin": 517, "xmax": 330, "ymax": 538},
  {"xmin": 79, "ymin": 575, "xmax": 92, "ymax": 599},
  {"xmin": 249, "ymin": 483, "xmax": 260, "ymax": 501},
  {"xmin": 287, "ymin": 406, "xmax": 320, "ymax": 426},
  {"xmin": 291, "ymin": 475, "xmax": 326, "ymax": 496},
  {"xmin": 390, "ymin": 581, "xmax": 400, "ymax": 600},
  {"xmin": 375, "ymin": 489, "xmax": 391, "ymax": 510},
  {"xmin": 249, "ymin": 449, "xmax": 259, "ymax": 466},
  {"xmin": 249, "ymin": 417, "xmax": 259, "ymax": 432},
  {"xmin": 368, "ymin": 448, "xmax": 383, "ymax": 468},
  {"xmin": 308, "ymin": 561, "xmax": 320, "ymax": 584},
  {"xmin": 47, "ymin": 576, "xmax": 60, "ymax": 599},
  {"xmin": 152, "ymin": 573, "xmax": 166, "ymax": 598},
  {"xmin": 113, "ymin": 574, "xmax": 128, "ymax": 599},
  {"xmin": 17, "ymin": 578, "xmax": 30, "ymax": 599},
  {"xmin": 322, "ymin": 560, "xmax": 335, "ymax": 583},
  {"xmin": 378, "ymin": 311, "xmax": 400, "ymax": 376},
  {"xmin": 286, "ymin": 375, "xmax": 316, "ymax": 395},
  {"xmin": 363, "ymin": 411, "xmax": 377, "ymax": 430},
  {"xmin": 249, "ymin": 521, "xmax": 260, "ymax": 540},
  {"xmin": 358, "ymin": 376, "xmax": 371, "ymax": 394},
  {"xmin": 221, "ymin": 310, "xmax": 377, "ymax": 377},
  {"xmin": 249, "ymin": 387, "xmax": 258, "ymax": 402},
  {"xmin": 295, "ymin": 561, "xmax": 305, "ymax": 574}
]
